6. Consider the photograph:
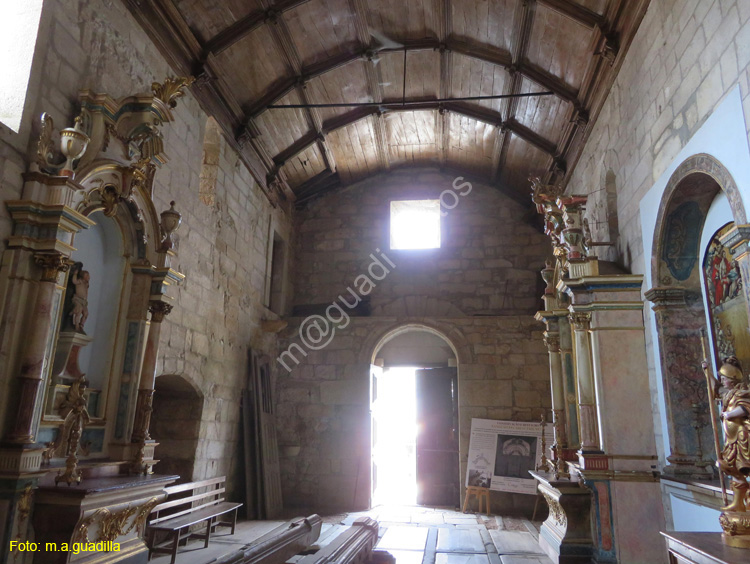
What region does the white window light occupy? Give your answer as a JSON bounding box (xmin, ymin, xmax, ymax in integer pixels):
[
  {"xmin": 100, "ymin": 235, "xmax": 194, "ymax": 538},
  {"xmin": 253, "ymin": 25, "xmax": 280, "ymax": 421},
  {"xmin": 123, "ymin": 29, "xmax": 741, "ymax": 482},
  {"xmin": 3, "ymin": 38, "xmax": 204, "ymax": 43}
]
[
  {"xmin": 390, "ymin": 199, "xmax": 441, "ymax": 250},
  {"xmin": 0, "ymin": 0, "xmax": 44, "ymax": 132}
]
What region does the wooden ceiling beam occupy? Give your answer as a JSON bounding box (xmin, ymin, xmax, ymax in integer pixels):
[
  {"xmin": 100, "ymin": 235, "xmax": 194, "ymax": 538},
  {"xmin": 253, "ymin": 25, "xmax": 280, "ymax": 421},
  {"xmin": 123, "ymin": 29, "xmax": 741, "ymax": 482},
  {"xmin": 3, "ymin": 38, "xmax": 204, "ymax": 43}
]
[
  {"xmin": 203, "ymin": 0, "xmax": 313, "ymax": 55},
  {"xmin": 273, "ymin": 131, "xmax": 319, "ymax": 166},
  {"xmin": 123, "ymin": 0, "xmax": 293, "ymax": 201},
  {"xmin": 257, "ymin": 0, "xmax": 338, "ymax": 175},
  {"xmin": 248, "ymin": 39, "xmax": 578, "ymax": 120},
  {"xmin": 295, "ymin": 170, "xmax": 342, "ymax": 206},
  {"xmin": 437, "ymin": 0, "xmax": 452, "ymax": 168},
  {"xmin": 536, "ymin": 0, "xmax": 605, "ymax": 29},
  {"xmin": 350, "ymin": 0, "xmax": 390, "ymax": 171},
  {"xmin": 545, "ymin": 0, "xmax": 650, "ymax": 188},
  {"xmin": 519, "ymin": 64, "xmax": 578, "ymax": 106},
  {"xmin": 123, "ymin": 0, "xmax": 201, "ymax": 74},
  {"xmin": 503, "ymin": 119, "xmax": 557, "ymax": 156},
  {"xmin": 271, "ymin": 102, "xmax": 557, "ymax": 167}
]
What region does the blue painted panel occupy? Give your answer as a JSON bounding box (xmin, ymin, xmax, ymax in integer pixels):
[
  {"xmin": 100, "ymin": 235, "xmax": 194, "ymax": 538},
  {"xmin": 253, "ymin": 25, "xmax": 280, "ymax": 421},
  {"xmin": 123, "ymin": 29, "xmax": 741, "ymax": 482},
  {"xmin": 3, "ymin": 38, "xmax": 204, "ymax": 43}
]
[{"xmin": 662, "ymin": 201, "xmax": 703, "ymax": 280}]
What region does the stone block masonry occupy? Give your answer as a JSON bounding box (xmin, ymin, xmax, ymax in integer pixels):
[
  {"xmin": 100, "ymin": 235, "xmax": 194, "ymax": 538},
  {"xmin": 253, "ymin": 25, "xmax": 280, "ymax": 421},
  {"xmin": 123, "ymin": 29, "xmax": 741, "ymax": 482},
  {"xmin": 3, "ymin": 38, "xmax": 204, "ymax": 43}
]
[
  {"xmin": 0, "ymin": 0, "xmax": 292, "ymax": 500},
  {"xmin": 281, "ymin": 169, "xmax": 552, "ymax": 512}
]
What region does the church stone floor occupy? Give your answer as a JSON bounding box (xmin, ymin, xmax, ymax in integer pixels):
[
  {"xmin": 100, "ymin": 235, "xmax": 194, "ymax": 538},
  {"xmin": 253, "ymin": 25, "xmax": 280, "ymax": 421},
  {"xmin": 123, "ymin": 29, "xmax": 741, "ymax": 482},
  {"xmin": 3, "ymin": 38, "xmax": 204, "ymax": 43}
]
[{"xmin": 150, "ymin": 505, "xmax": 551, "ymax": 564}]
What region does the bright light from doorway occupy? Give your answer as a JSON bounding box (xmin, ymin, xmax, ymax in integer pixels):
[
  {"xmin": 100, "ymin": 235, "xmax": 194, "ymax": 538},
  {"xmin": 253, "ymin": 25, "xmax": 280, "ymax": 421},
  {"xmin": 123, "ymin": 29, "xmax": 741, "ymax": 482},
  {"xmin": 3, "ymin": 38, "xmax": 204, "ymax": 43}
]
[
  {"xmin": 372, "ymin": 367, "xmax": 417, "ymax": 506},
  {"xmin": 390, "ymin": 200, "xmax": 441, "ymax": 250}
]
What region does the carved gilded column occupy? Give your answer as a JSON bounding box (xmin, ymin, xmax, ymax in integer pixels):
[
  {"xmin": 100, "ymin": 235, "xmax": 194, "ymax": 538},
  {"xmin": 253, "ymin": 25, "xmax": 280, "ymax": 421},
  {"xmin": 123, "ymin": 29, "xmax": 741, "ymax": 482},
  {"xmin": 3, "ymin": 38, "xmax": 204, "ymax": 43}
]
[
  {"xmin": 5, "ymin": 253, "xmax": 70, "ymax": 444},
  {"xmin": 543, "ymin": 332, "xmax": 567, "ymax": 451},
  {"xmin": 131, "ymin": 300, "xmax": 172, "ymax": 444},
  {"xmin": 569, "ymin": 311, "xmax": 600, "ymax": 453}
]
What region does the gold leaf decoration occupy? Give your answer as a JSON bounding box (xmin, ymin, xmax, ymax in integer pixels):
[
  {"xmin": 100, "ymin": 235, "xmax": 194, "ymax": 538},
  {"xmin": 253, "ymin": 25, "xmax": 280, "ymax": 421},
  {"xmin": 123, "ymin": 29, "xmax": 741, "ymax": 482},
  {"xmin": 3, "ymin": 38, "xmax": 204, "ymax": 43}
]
[{"xmin": 152, "ymin": 76, "xmax": 195, "ymax": 109}]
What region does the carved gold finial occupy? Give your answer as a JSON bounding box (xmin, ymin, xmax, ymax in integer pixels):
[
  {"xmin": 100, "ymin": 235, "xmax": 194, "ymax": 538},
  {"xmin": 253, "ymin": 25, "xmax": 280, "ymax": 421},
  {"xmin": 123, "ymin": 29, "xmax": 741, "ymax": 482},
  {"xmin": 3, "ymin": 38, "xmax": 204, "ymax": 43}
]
[
  {"xmin": 151, "ymin": 76, "xmax": 196, "ymax": 109},
  {"xmin": 36, "ymin": 113, "xmax": 56, "ymax": 171}
]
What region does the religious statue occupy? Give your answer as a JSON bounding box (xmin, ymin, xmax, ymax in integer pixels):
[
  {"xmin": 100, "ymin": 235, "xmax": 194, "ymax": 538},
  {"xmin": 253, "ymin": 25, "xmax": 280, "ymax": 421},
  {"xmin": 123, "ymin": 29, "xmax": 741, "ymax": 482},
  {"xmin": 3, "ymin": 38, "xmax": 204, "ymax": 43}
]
[
  {"xmin": 62, "ymin": 262, "xmax": 90, "ymax": 333},
  {"xmin": 55, "ymin": 376, "xmax": 91, "ymax": 485},
  {"xmin": 701, "ymin": 350, "xmax": 750, "ymax": 547},
  {"xmin": 715, "ymin": 358, "xmax": 750, "ymax": 507}
]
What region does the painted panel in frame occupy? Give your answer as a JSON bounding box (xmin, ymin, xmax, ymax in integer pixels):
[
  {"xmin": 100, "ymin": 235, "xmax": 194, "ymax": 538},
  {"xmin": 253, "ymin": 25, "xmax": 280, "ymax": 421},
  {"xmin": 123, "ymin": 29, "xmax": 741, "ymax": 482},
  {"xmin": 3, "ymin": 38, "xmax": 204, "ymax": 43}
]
[
  {"xmin": 703, "ymin": 223, "xmax": 750, "ymax": 371},
  {"xmin": 662, "ymin": 201, "xmax": 703, "ymax": 281}
]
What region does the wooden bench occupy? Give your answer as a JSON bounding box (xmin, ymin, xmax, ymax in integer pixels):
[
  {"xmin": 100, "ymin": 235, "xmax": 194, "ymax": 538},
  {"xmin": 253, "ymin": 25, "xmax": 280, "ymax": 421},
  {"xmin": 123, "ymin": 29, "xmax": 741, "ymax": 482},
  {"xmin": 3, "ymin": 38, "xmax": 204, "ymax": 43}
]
[{"xmin": 147, "ymin": 476, "xmax": 242, "ymax": 564}]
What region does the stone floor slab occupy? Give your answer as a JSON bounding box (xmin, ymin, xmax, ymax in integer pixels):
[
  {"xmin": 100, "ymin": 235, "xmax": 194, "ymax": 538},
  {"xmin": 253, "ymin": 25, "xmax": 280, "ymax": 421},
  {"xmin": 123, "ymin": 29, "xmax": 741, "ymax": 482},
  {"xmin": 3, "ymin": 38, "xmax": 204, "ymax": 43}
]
[
  {"xmin": 435, "ymin": 553, "xmax": 491, "ymax": 564},
  {"xmin": 488, "ymin": 531, "xmax": 544, "ymax": 555},
  {"xmin": 381, "ymin": 550, "xmax": 426, "ymax": 564},
  {"xmin": 436, "ymin": 528, "xmax": 485, "ymax": 553},
  {"xmin": 377, "ymin": 526, "xmax": 430, "ymax": 551}
]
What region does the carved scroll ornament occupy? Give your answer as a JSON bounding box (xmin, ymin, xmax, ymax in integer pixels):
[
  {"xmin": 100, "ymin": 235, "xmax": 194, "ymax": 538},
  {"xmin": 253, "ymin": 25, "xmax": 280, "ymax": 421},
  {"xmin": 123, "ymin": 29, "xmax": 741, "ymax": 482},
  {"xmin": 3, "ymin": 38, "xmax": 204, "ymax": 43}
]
[{"xmin": 72, "ymin": 497, "xmax": 160, "ymax": 545}]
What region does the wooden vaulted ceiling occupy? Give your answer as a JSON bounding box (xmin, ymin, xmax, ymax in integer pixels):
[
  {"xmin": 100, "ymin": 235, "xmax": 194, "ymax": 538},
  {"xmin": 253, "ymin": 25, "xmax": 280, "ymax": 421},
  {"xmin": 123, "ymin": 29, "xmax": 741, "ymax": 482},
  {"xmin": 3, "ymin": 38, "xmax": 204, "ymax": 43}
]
[{"xmin": 124, "ymin": 0, "xmax": 649, "ymax": 206}]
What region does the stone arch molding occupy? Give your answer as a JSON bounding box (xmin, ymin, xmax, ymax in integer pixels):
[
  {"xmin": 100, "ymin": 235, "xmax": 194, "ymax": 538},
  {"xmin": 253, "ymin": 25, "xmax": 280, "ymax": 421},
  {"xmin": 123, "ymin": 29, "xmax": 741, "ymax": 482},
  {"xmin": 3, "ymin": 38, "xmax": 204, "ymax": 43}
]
[
  {"xmin": 363, "ymin": 321, "xmax": 473, "ymax": 366},
  {"xmin": 652, "ymin": 153, "xmax": 747, "ymax": 285},
  {"xmin": 647, "ymin": 153, "xmax": 750, "ymax": 477}
]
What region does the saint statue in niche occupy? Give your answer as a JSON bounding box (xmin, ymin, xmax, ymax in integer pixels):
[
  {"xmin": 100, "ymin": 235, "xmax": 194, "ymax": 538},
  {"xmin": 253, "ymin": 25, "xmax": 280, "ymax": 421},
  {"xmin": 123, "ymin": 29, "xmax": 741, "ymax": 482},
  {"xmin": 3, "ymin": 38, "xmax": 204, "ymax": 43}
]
[{"xmin": 61, "ymin": 262, "xmax": 90, "ymax": 333}]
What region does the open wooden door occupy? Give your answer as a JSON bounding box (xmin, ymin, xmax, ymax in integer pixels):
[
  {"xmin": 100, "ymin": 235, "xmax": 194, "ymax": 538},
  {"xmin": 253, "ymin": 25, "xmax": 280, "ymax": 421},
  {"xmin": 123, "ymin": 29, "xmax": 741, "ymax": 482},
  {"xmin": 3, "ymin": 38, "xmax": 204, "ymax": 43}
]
[
  {"xmin": 416, "ymin": 367, "xmax": 459, "ymax": 507},
  {"xmin": 369, "ymin": 364, "xmax": 382, "ymax": 508}
]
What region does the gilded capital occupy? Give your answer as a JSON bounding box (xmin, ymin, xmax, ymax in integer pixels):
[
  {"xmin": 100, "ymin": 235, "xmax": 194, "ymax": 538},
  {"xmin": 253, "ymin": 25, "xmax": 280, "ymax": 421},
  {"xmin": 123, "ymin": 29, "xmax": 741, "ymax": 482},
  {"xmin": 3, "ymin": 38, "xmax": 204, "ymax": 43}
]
[
  {"xmin": 543, "ymin": 332, "xmax": 561, "ymax": 353},
  {"xmin": 34, "ymin": 252, "xmax": 71, "ymax": 282},
  {"xmin": 568, "ymin": 312, "xmax": 591, "ymax": 330},
  {"xmin": 148, "ymin": 301, "xmax": 173, "ymax": 322}
]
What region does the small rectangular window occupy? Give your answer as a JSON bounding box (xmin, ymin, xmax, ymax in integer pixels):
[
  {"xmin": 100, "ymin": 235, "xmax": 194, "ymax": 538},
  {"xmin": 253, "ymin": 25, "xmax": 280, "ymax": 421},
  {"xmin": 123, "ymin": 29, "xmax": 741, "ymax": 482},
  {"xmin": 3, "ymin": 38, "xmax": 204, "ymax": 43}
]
[
  {"xmin": 390, "ymin": 199, "xmax": 441, "ymax": 250},
  {"xmin": 265, "ymin": 230, "xmax": 286, "ymax": 314},
  {"xmin": 0, "ymin": 1, "xmax": 44, "ymax": 132}
]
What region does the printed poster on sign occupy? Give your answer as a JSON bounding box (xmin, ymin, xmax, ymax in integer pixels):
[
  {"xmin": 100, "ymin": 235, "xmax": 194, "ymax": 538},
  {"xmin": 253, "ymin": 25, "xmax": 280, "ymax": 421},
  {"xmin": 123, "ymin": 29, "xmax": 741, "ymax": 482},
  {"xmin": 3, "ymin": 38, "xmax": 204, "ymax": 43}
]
[{"xmin": 466, "ymin": 418, "xmax": 553, "ymax": 495}]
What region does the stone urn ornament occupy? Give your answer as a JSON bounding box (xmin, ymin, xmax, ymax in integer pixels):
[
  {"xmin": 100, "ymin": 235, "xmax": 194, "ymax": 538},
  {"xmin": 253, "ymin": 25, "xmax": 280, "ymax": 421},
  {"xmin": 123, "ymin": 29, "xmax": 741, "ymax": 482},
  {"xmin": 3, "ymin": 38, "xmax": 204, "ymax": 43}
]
[
  {"xmin": 59, "ymin": 117, "xmax": 89, "ymax": 178},
  {"xmin": 160, "ymin": 201, "xmax": 181, "ymax": 251}
]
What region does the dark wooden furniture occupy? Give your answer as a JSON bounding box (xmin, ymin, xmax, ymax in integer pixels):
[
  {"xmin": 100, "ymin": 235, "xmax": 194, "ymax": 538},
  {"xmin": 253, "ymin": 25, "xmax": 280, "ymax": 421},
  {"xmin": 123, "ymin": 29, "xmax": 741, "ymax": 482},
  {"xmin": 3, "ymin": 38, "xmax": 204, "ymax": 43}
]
[
  {"xmin": 33, "ymin": 473, "xmax": 178, "ymax": 564},
  {"xmin": 662, "ymin": 532, "xmax": 750, "ymax": 564},
  {"xmin": 147, "ymin": 476, "xmax": 242, "ymax": 564}
]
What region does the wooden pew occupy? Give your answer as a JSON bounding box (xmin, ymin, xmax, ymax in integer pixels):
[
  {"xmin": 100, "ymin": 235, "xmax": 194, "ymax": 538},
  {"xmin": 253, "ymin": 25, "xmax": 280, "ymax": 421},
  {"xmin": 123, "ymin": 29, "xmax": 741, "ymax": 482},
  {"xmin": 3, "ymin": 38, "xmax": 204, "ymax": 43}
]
[{"xmin": 147, "ymin": 476, "xmax": 242, "ymax": 563}]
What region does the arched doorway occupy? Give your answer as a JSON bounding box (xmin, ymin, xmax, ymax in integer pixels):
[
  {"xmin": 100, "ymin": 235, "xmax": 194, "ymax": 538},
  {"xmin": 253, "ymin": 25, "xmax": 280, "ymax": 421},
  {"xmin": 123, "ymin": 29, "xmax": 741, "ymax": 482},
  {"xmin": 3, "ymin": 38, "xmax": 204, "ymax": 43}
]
[
  {"xmin": 647, "ymin": 154, "xmax": 749, "ymax": 476},
  {"xmin": 151, "ymin": 374, "xmax": 203, "ymax": 482},
  {"xmin": 370, "ymin": 325, "xmax": 459, "ymax": 507}
]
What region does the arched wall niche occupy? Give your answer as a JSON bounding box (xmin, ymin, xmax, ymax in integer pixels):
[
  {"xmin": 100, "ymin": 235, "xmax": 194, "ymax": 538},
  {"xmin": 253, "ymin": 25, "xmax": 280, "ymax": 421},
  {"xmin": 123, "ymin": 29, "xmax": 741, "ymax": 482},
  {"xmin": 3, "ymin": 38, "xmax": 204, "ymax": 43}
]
[
  {"xmin": 151, "ymin": 373, "xmax": 204, "ymax": 483},
  {"xmin": 38, "ymin": 159, "xmax": 175, "ymax": 461},
  {"xmin": 648, "ymin": 154, "xmax": 749, "ymax": 477}
]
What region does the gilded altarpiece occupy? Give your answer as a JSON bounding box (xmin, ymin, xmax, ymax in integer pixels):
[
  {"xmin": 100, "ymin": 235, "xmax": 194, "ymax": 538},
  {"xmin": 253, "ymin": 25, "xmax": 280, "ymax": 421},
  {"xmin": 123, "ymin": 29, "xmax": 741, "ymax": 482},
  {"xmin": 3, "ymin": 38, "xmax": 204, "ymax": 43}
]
[
  {"xmin": 0, "ymin": 78, "xmax": 191, "ymax": 564},
  {"xmin": 704, "ymin": 223, "xmax": 750, "ymax": 370}
]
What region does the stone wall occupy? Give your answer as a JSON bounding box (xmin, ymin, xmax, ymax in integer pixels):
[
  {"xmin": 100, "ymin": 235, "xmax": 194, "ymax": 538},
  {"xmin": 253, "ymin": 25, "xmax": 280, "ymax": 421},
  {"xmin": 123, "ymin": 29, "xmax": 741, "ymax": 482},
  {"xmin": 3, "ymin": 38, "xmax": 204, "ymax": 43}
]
[
  {"xmin": 279, "ymin": 170, "xmax": 551, "ymax": 512},
  {"xmin": 0, "ymin": 0, "xmax": 291, "ymax": 496},
  {"xmin": 294, "ymin": 169, "xmax": 549, "ymax": 316},
  {"xmin": 566, "ymin": 0, "xmax": 750, "ymax": 464}
]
